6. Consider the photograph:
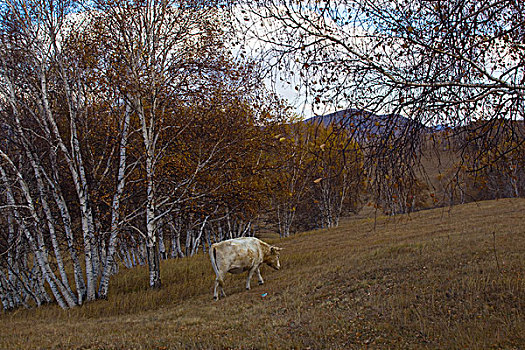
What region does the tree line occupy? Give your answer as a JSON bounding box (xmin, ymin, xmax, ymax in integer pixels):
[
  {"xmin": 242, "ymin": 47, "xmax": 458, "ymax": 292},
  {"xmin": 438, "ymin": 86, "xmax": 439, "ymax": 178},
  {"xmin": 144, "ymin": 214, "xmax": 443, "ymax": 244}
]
[
  {"xmin": 1, "ymin": 0, "xmax": 524, "ymax": 311},
  {"xmin": 0, "ymin": 0, "xmax": 367, "ymax": 310}
]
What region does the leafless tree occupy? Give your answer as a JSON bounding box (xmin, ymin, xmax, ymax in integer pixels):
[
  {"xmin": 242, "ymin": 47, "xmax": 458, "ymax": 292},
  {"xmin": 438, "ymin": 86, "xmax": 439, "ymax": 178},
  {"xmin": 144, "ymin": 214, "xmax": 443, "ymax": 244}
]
[{"xmin": 242, "ymin": 0, "xmax": 525, "ymax": 209}]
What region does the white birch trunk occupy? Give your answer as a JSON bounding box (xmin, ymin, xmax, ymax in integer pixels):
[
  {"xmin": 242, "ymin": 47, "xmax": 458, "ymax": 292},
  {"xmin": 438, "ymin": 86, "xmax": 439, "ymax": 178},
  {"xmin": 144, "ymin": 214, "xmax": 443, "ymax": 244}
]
[
  {"xmin": 158, "ymin": 225, "xmax": 167, "ymax": 260},
  {"xmin": 4, "ymin": 63, "xmax": 88, "ymax": 304},
  {"xmin": 9, "ymin": 98, "xmax": 78, "ymax": 303},
  {"xmin": 30, "ymin": 157, "xmax": 77, "ymax": 304},
  {"xmin": 136, "ymin": 97, "xmax": 161, "ymax": 288},
  {"xmin": 44, "ymin": 160, "xmax": 87, "ymax": 303},
  {"xmin": 191, "ymin": 216, "xmax": 209, "ymax": 256},
  {"xmin": 38, "ymin": 67, "xmax": 97, "ymax": 301},
  {"xmin": 0, "ymin": 270, "xmax": 17, "ymax": 310},
  {"xmin": 0, "ymin": 162, "xmax": 73, "ymax": 308},
  {"xmin": 1, "ymin": 157, "xmax": 79, "ymax": 307},
  {"xmin": 50, "ymin": 27, "xmax": 101, "ymax": 286},
  {"xmin": 169, "ymin": 219, "xmax": 185, "ymax": 258},
  {"xmin": 120, "ymin": 242, "xmax": 133, "ymax": 269},
  {"xmin": 185, "ymin": 228, "xmax": 192, "ymax": 257},
  {"xmin": 99, "ymin": 104, "xmax": 131, "ymax": 298}
]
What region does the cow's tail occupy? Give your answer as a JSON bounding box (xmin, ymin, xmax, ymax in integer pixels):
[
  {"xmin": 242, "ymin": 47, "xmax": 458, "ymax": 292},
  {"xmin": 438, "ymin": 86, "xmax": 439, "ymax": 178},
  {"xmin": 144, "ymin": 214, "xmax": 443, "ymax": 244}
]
[{"xmin": 209, "ymin": 244, "xmax": 223, "ymax": 286}]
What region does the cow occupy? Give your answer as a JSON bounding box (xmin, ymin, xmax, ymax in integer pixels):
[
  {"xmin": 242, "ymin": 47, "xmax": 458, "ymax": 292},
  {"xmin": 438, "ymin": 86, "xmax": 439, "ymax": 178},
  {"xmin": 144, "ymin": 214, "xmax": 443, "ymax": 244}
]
[{"xmin": 209, "ymin": 237, "xmax": 282, "ymax": 300}]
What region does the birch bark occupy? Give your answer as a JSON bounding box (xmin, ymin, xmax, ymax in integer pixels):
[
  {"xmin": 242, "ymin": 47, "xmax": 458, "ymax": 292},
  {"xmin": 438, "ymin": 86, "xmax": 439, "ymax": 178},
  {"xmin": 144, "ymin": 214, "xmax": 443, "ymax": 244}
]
[
  {"xmin": 99, "ymin": 103, "xmax": 131, "ymax": 298},
  {"xmin": 0, "ymin": 161, "xmax": 75, "ymax": 308}
]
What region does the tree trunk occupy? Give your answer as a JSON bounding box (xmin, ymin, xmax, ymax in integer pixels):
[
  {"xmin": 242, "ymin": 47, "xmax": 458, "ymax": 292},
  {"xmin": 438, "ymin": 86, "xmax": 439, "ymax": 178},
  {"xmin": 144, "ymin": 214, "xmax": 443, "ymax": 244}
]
[
  {"xmin": 0, "ymin": 158, "xmax": 76, "ymax": 309},
  {"xmin": 158, "ymin": 224, "xmax": 167, "ymax": 260},
  {"xmin": 146, "ymin": 238, "xmax": 161, "ymax": 289},
  {"xmin": 38, "ymin": 68, "xmax": 98, "ymax": 302},
  {"xmin": 99, "ymin": 104, "xmax": 130, "ymax": 298}
]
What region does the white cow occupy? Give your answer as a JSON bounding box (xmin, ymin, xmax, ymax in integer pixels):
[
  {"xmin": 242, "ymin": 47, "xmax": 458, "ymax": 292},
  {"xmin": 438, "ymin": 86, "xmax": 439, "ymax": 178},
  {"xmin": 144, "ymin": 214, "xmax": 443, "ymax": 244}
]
[{"xmin": 209, "ymin": 237, "xmax": 282, "ymax": 300}]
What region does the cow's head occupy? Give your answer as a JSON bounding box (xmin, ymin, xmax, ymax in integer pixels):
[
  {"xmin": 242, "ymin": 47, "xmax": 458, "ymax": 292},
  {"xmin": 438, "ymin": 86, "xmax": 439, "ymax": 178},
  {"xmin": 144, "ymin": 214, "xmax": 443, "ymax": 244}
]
[{"xmin": 266, "ymin": 246, "xmax": 282, "ymax": 270}]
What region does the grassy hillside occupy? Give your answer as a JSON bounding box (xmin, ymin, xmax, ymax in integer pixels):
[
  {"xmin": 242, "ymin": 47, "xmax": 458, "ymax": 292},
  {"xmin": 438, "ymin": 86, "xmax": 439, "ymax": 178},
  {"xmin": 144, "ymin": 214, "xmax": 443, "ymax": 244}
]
[{"xmin": 1, "ymin": 198, "xmax": 524, "ymax": 349}]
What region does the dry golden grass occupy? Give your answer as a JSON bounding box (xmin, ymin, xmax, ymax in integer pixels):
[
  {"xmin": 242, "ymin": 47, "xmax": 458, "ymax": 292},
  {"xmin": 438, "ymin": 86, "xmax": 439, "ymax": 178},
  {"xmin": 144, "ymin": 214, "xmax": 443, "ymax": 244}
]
[{"xmin": 1, "ymin": 198, "xmax": 524, "ymax": 349}]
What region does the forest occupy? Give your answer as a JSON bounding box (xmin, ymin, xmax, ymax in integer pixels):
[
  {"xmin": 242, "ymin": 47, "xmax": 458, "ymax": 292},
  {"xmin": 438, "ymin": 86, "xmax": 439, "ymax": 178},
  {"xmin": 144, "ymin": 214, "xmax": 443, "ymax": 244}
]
[{"xmin": 0, "ymin": 0, "xmax": 523, "ymax": 312}]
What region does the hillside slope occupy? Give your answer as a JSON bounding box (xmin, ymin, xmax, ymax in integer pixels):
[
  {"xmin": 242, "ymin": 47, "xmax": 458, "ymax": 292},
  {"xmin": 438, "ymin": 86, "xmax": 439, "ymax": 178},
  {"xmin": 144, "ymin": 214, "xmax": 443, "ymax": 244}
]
[
  {"xmin": 1, "ymin": 198, "xmax": 524, "ymax": 349},
  {"xmin": 305, "ymin": 109, "xmax": 430, "ymax": 141}
]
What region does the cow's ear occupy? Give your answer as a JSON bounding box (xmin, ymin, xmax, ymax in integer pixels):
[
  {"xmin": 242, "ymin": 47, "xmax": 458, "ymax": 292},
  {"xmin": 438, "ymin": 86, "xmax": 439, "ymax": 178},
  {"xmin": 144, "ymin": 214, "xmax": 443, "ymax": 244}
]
[{"xmin": 271, "ymin": 246, "xmax": 283, "ymax": 253}]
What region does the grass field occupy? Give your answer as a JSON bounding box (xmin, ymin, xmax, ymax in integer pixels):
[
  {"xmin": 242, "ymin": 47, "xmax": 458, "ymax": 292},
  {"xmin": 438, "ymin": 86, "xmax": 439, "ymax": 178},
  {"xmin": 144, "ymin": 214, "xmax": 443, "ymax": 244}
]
[{"xmin": 1, "ymin": 198, "xmax": 524, "ymax": 349}]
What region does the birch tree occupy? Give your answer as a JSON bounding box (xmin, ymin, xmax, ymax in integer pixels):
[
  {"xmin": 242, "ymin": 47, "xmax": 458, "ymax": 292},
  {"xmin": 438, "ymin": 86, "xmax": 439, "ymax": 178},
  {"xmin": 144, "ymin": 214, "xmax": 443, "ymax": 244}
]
[
  {"xmin": 87, "ymin": 0, "xmax": 236, "ymax": 288},
  {"xmin": 0, "ymin": 0, "xmax": 99, "ymax": 304},
  {"xmin": 0, "ymin": 0, "xmax": 137, "ymax": 306}
]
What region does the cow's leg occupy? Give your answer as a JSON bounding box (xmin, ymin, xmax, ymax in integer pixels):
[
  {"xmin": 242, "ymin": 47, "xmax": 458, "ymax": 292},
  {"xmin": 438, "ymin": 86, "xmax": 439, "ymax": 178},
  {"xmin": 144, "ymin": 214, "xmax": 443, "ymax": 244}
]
[
  {"xmin": 220, "ymin": 281, "xmax": 226, "ymax": 298},
  {"xmin": 256, "ymin": 267, "xmax": 264, "ymax": 285},
  {"xmin": 213, "ymin": 278, "xmax": 220, "ymax": 300},
  {"xmin": 219, "ymin": 272, "xmax": 226, "ymax": 298},
  {"xmin": 246, "ymin": 266, "xmax": 257, "ymax": 290},
  {"xmin": 214, "ymin": 272, "xmax": 226, "ymax": 300}
]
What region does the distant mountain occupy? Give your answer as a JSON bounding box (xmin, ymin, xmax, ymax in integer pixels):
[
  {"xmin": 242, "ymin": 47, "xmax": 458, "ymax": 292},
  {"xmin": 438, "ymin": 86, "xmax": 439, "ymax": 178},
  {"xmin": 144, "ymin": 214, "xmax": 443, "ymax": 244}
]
[{"xmin": 304, "ymin": 109, "xmax": 430, "ymax": 141}]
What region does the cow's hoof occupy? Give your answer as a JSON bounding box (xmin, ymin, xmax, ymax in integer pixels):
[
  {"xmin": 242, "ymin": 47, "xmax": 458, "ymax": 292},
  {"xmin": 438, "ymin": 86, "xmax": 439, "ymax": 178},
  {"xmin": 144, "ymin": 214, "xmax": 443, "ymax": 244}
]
[
  {"xmin": 258, "ymin": 281, "xmax": 264, "ymax": 285},
  {"xmin": 214, "ymin": 296, "xmax": 218, "ymax": 301},
  {"xmin": 246, "ymin": 287, "xmax": 250, "ymax": 290}
]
